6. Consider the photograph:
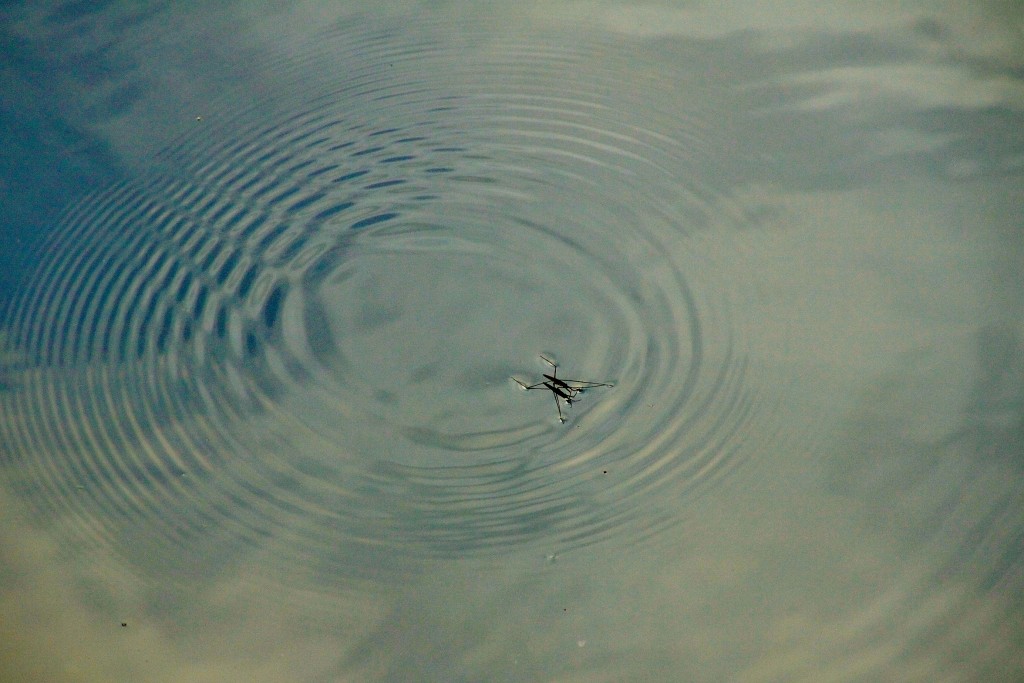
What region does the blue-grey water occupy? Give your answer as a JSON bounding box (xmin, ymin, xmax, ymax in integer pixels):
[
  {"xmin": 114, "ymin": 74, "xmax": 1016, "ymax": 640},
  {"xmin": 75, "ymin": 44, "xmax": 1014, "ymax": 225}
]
[{"xmin": 1, "ymin": 2, "xmax": 1022, "ymax": 681}]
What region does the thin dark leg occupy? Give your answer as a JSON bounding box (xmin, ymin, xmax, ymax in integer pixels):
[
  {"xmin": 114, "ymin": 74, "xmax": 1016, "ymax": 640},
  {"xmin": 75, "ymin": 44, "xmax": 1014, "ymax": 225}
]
[
  {"xmin": 552, "ymin": 391, "xmax": 566, "ymax": 422},
  {"xmin": 512, "ymin": 377, "xmax": 547, "ymax": 390}
]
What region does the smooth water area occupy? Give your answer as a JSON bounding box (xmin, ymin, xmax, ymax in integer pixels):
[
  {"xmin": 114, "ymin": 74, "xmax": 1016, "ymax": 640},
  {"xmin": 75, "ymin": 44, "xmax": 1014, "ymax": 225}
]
[{"xmin": 1, "ymin": 2, "xmax": 1022, "ymax": 680}]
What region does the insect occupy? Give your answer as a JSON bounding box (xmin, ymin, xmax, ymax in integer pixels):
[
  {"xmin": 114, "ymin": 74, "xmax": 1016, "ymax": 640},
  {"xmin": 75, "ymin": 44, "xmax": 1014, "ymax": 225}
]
[{"xmin": 512, "ymin": 355, "xmax": 613, "ymax": 423}]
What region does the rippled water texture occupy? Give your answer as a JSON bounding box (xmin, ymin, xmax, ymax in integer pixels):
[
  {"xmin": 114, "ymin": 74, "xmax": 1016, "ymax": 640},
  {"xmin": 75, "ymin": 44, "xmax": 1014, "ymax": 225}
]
[
  {"xmin": 1, "ymin": 4, "xmax": 1022, "ymax": 681},
  {"xmin": 1, "ymin": 22, "xmax": 766, "ymax": 577}
]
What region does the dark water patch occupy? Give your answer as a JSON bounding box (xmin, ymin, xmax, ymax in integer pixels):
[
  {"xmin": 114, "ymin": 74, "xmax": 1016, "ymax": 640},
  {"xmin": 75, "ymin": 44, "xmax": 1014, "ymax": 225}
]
[
  {"xmin": 313, "ymin": 201, "xmax": 354, "ymax": 222},
  {"xmin": 365, "ymin": 179, "xmax": 406, "ymax": 189},
  {"xmin": 275, "ymin": 233, "xmax": 309, "ymax": 264},
  {"xmin": 262, "ymin": 284, "xmax": 286, "ymax": 330},
  {"xmin": 351, "ymin": 212, "xmax": 399, "ymax": 230},
  {"xmin": 333, "ymin": 169, "xmax": 369, "ymax": 183}
]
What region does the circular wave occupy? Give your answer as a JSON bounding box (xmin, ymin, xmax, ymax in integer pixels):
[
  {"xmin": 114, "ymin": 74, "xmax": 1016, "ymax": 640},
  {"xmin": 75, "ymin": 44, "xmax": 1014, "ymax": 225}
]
[{"xmin": 0, "ymin": 21, "xmax": 767, "ymax": 585}]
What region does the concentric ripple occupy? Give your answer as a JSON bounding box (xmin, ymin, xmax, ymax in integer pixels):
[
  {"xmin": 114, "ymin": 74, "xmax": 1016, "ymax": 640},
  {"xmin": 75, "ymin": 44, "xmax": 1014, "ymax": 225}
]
[{"xmin": 0, "ymin": 21, "xmax": 769, "ymax": 584}]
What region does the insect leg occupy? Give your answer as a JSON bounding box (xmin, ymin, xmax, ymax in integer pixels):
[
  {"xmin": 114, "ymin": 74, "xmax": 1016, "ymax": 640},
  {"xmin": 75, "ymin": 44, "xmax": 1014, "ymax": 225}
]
[
  {"xmin": 512, "ymin": 377, "xmax": 547, "ymax": 390},
  {"xmin": 552, "ymin": 389, "xmax": 566, "ymax": 422},
  {"xmin": 550, "ymin": 377, "xmax": 613, "ymax": 388}
]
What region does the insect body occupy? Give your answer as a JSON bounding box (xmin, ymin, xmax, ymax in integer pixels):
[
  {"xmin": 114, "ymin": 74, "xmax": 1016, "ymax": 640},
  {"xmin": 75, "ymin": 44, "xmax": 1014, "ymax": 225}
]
[{"xmin": 512, "ymin": 355, "xmax": 613, "ymax": 423}]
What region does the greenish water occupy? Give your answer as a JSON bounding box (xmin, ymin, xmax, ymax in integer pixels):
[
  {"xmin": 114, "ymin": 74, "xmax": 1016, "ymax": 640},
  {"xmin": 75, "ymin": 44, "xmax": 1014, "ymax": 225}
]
[{"xmin": 1, "ymin": 2, "xmax": 1022, "ymax": 681}]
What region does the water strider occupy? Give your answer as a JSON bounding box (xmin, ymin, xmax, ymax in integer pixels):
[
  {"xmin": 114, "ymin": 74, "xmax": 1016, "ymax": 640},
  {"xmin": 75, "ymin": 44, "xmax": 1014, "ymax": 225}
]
[{"xmin": 512, "ymin": 355, "xmax": 613, "ymax": 423}]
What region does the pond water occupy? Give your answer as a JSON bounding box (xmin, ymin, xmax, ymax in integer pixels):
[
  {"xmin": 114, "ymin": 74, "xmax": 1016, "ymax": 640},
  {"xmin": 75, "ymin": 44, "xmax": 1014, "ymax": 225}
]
[{"xmin": 1, "ymin": 2, "xmax": 1022, "ymax": 681}]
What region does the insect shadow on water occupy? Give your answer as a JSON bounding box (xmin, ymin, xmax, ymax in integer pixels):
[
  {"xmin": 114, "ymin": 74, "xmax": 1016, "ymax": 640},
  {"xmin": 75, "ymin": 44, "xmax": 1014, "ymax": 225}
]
[{"xmin": 512, "ymin": 355, "xmax": 613, "ymax": 423}]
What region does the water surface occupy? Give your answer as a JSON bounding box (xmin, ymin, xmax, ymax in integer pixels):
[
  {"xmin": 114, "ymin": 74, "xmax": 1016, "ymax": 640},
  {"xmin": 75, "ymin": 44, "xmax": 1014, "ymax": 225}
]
[{"xmin": 1, "ymin": 2, "xmax": 1022, "ymax": 681}]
